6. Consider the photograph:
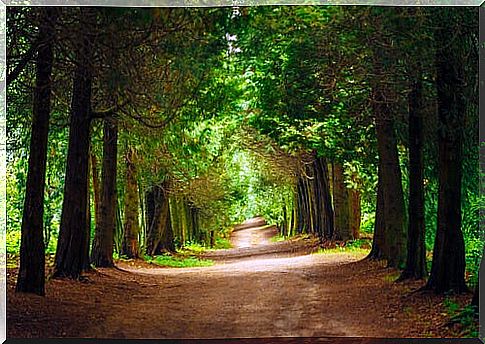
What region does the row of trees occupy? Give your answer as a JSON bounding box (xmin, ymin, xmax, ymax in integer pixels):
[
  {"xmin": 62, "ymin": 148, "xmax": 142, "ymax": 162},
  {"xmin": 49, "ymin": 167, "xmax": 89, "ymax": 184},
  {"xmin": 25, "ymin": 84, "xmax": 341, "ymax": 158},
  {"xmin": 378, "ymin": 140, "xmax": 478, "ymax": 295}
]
[
  {"xmin": 9, "ymin": 7, "xmax": 231, "ymax": 294},
  {"xmin": 229, "ymin": 6, "xmax": 480, "ymax": 294},
  {"xmin": 7, "ymin": 6, "xmax": 481, "ymax": 304}
]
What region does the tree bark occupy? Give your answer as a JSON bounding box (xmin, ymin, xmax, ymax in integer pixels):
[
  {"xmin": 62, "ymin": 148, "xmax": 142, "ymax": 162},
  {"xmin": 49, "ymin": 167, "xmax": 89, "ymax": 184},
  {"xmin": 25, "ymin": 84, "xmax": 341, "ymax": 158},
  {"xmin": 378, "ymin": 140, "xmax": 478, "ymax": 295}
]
[
  {"xmin": 368, "ymin": 167, "xmax": 386, "ymax": 260},
  {"xmin": 312, "ymin": 156, "xmax": 334, "ymax": 240},
  {"xmin": 161, "ymin": 203, "xmax": 175, "ymax": 252},
  {"xmin": 91, "ymin": 119, "xmax": 118, "ymax": 267},
  {"xmin": 333, "ymin": 163, "xmax": 352, "ymax": 241},
  {"xmin": 349, "ymin": 187, "xmax": 361, "ymax": 240},
  {"xmin": 54, "ymin": 9, "xmax": 95, "ymax": 279},
  {"xmin": 146, "ymin": 183, "xmax": 175, "ymax": 255},
  {"xmin": 369, "ymin": 20, "xmax": 407, "ymax": 268},
  {"xmin": 16, "ymin": 7, "xmax": 58, "ymax": 295},
  {"xmin": 82, "ymin": 162, "xmax": 92, "ymax": 272},
  {"xmin": 426, "ymin": 9, "xmax": 469, "ymax": 293},
  {"xmin": 400, "ymin": 68, "xmax": 427, "ymax": 280},
  {"xmin": 374, "ymin": 106, "xmax": 407, "ymax": 268},
  {"xmin": 121, "ymin": 146, "xmax": 140, "ymax": 259},
  {"xmin": 90, "ymin": 151, "xmax": 101, "ymax": 229}
]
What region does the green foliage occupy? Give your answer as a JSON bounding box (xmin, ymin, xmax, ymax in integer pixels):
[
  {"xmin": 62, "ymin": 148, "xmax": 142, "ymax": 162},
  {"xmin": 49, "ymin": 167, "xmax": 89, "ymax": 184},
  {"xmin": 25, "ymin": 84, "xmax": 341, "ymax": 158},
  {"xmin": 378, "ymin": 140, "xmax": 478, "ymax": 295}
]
[
  {"xmin": 6, "ymin": 231, "xmax": 21, "ymax": 255},
  {"xmin": 144, "ymin": 254, "xmax": 214, "ymax": 268},
  {"xmin": 443, "ymin": 297, "xmax": 479, "ymax": 337},
  {"xmin": 270, "ymin": 235, "xmax": 287, "ymax": 243},
  {"xmin": 213, "ymin": 237, "xmax": 232, "ymax": 250},
  {"xmin": 179, "ymin": 242, "xmax": 207, "ymax": 254},
  {"xmin": 6, "ymin": 7, "xmax": 480, "ymax": 291},
  {"xmin": 313, "ymin": 240, "xmax": 371, "ymax": 256},
  {"xmin": 360, "ymin": 212, "xmax": 375, "ymax": 235}
]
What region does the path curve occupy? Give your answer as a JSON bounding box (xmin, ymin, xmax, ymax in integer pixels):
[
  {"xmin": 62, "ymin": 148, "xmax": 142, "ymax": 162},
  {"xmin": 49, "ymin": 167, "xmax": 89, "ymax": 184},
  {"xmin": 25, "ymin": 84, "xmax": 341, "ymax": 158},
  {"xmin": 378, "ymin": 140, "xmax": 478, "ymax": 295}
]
[
  {"xmin": 93, "ymin": 224, "xmax": 369, "ymax": 338},
  {"xmin": 10, "ymin": 221, "xmax": 456, "ymax": 339}
]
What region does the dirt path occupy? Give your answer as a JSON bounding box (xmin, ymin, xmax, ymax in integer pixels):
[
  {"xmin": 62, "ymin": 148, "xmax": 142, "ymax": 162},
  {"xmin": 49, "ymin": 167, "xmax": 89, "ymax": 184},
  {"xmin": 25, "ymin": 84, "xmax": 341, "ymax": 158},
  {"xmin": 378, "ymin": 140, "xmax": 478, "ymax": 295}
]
[
  {"xmin": 90, "ymin": 225, "xmax": 364, "ymax": 338},
  {"xmin": 7, "ymin": 222, "xmax": 474, "ymax": 339}
]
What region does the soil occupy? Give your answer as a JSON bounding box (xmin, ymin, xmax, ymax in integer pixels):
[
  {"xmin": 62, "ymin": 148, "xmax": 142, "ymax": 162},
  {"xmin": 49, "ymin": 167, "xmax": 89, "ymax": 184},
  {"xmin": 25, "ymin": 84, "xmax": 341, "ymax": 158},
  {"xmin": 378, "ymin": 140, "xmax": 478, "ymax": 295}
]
[{"xmin": 7, "ymin": 221, "xmax": 475, "ymax": 339}]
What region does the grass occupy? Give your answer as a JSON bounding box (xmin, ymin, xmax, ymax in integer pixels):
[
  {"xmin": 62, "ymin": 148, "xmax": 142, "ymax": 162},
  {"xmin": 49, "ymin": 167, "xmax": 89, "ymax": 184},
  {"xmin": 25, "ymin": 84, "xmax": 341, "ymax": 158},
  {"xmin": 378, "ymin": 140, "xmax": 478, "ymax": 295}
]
[
  {"xmin": 383, "ymin": 271, "xmax": 401, "ymax": 283},
  {"xmin": 443, "ymin": 296, "xmax": 479, "ymax": 337},
  {"xmin": 312, "ymin": 238, "xmax": 372, "ymax": 256},
  {"xmin": 270, "ymin": 235, "xmax": 287, "ymax": 243},
  {"xmin": 144, "ymin": 254, "xmax": 214, "ymax": 268},
  {"xmin": 179, "ymin": 242, "xmax": 207, "ymax": 255},
  {"xmin": 213, "ymin": 237, "xmax": 232, "ymax": 249}
]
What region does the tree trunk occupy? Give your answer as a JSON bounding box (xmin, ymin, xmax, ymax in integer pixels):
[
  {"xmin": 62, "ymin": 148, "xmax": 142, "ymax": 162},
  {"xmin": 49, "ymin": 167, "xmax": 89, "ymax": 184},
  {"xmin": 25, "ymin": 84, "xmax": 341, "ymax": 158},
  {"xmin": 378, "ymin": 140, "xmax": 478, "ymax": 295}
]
[
  {"xmin": 333, "ymin": 163, "xmax": 352, "ymax": 241},
  {"xmin": 368, "ymin": 159, "xmax": 386, "ymax": 260},
  {"xmin": 210, "ymin": 231, "xmax": 215, "ymax": 248},
  {"xmin": 349, "ymin": 184, "xmax": 361, "ymax": 240},
  {"xmin": 374, "ymin": 109, "xmax": 406, "ymax": 268},
  {"xmin": 16, "ymin": 7, "xmax": 58, "ymax": 295},
  {"xmin": 321, "ymin": 158, "xmax": 334, "ymax": 239},
  {"xmin": 145, "ymin": 185, "xmax": 163, "ymax": 255},
  {"xmin": 426, "ymin": 9, "xmax": 468, "ymax": 293},
  {"xmin": 296, "ymin": 179, "xmax": 304, "ymax": 234},
  {"xmin": 370, "ymin": 33, "xmax": 406, "ymax": 268},
  {"xmin": 53, "ymin": 9, "xmax": 94, "ymax": 279},
  {"xmin": 121, "ymin": 146, "xmax": 140, "ymax": 259},
  {"xmin": 400, "ymin": 68, "xmax": 427, "ymax": 280},
  {"xmin": 146, "ymin": 183, "xmax": 175, "ymax": 255},
  {"xmin": 160, "ymin": 203, "xmax": 175, "ymax": 252},
  {"xmin": 90, "ymin": 151, "xmax": 101, "ymax": 228},
  {"xmin": 91, "ymin": 119, "xmax": 118, "ymax": 267},
  {"xmin": 82, "ymin": 162, "xmax": 92, "ymax": 272}
]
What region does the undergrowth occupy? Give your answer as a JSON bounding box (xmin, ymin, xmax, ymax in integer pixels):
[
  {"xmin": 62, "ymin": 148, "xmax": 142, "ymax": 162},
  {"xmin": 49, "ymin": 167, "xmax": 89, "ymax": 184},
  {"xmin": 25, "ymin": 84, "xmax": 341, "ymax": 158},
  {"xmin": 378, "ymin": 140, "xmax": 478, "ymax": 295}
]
[
  {"xmin": 144, "ymin": 254, "xmax": 214, "ymax": 268},
  {"xmin": 313, "ymin": 238, "xmax": 372, "ymax": 255},
  {"xmin": 443, "ymin": 296, "xmax": 479, "ymax": 337}
]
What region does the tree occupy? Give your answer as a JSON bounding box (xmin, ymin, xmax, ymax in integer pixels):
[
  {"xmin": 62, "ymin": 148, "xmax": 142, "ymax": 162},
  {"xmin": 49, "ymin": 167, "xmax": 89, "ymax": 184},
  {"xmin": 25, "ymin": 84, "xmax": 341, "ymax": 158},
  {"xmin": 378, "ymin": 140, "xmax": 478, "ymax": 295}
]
[
  {"xmin": 91, "ymin": 118, "xmax": 118, "ymax": 267},
  {"xmin": 332, "ymin": 163, "xmax": 351, "ymax": 241},
  {"xmin": 53, "ymin": 8, "xmax": 96, "ymax": 279},
  {"xmin": 16, "ymin": 7, "xmax": 58, "ymax": 295},
  {"xmin": 121, "ymin": 146, "xmax": 140, "ymax": 259},
  {"xmin": 146, "ymin": 182, "xmax": 175, "ymax": 255},
  {"xmin": 400, "ymin": 65, "xmax": 427, "ymax": 280},
  {"xmin": 366, "ymin": 9, "xmax": 406, "ymax": 269},
  {"xmin": 426, "ymin": 8, "xmax": 477, "ymax": 293}
]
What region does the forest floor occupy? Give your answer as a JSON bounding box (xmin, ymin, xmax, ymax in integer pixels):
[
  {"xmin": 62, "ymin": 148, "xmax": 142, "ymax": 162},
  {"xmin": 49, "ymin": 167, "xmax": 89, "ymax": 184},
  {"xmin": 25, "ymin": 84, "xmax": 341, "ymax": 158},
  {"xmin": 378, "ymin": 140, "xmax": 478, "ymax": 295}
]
[{"xmin": 7, "ymin": 221, "xmax": 476, "ymax": 339}]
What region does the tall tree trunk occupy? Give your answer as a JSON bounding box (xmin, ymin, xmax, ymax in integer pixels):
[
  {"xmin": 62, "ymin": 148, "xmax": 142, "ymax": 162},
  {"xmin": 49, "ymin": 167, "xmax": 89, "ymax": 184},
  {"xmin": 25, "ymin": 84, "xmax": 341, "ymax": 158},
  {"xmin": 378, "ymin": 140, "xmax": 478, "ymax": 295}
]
[
  {"xmin": 16, "ymin": 8, "xmax": 58, "ymax": 295},
  {"xmin": 90, "ymin": 151, "xmax": 101, "ymax": 228},
  {"xmin": 91, "ymin": 119, "xmax": 118, "ymax": 267},
  {"xmin": 368, "ymin": 159, "xmax": 386, "ymax": 260},
  {"xmin": 121, "ymin": 146, "xmax": 140, "ymax": 259},
  {"xmin": 53, "ymin": 9, "xmax": 95, "ymax": 279},
  {"xmin": 400, "ymin": 68, "xmax": 427, "ymax": 280},
  {"xmin": 82, "ymin": 161, "xmax": 92, "ymax": 272},
  {"xmin": 374, "ymin": 108, "xmax": 406, "ymax": 268},
  {"xmin": 349, "ymin": 183, "xmax": 361, "ymax": 240},
  {"xmin": 146, "ymin": 183, "xmax": 175, "ymax": 255},
  {"xmin": 369, "ymin": 18, "xmax": 406, "ymax": 268},
  {"xmin": 426, "ymin": 9, "xmax": 469, "ymax": 293},
  {"xmin": 282, "ymin": 204, "xmax": 288, "ymax": 237},
  {"xmin": 296, "ymin": 179, "xmax": 304, "ymax": 234},
  {"xmin": 333, "ymin": 163, "xmax": 352, "ymax": 241},
  {"xmin": 145, "ymin": 185, "xmax": 162, "ymax": 255},
  {"xmin": 320, "ymin": 158, "xmax": 334, "ymax": 239},
  {"xmin": 160, "ymin": 203, "xmax": 175, "ymax": 252}
]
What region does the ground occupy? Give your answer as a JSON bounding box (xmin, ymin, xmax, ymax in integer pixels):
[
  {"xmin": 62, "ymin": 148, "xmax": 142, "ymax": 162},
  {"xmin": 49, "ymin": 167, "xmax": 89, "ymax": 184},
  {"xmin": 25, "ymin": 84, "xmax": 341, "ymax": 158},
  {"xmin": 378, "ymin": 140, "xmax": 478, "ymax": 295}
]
[{"xmin": 7, "ymin": 220, "xmax": 476, "ymax": 339}]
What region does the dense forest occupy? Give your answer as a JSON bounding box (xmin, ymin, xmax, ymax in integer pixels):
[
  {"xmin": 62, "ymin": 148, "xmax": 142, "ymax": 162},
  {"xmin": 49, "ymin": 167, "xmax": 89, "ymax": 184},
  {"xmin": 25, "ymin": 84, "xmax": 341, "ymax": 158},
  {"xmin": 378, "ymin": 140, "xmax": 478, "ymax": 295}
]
[{"xmin": 6, "ymin": 5, "xmax": 481, "ymax": 339}]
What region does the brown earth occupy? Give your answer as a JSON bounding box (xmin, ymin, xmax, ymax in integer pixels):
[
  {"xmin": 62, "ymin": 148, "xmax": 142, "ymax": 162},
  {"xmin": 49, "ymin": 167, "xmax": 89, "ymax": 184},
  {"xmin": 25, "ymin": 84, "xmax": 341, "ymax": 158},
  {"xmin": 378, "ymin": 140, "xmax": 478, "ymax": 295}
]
[{"xmin": 7, "ymin": 223, "xmax": 476, "ymax": 339}]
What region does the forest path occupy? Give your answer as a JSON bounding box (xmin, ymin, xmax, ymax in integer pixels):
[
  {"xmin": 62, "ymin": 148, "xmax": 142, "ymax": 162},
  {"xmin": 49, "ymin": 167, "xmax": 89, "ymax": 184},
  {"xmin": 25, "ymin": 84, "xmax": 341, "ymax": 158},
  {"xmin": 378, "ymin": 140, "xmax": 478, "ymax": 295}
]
[
  {"xmin": 96, "ymin": 223, "xmax": 365, "ymax": 338},
  {"xmin": 8, "ymin": 221, "xmax": 469, "ymax": 339}
]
